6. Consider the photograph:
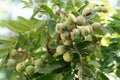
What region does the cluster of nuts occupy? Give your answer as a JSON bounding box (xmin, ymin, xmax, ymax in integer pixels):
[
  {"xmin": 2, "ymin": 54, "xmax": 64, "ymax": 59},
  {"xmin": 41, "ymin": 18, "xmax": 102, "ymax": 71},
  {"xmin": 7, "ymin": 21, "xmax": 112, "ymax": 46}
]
[
  {"xmin": 54, "ymin": 6, "xmax": 107, "ymax": 62},
  {"xmin": 6, "ymin": 58, "xmax": 43, "ymax": 76},
  {"xmin": 95, "ymin": 5, "xmax": 108, "ymax": 13}
]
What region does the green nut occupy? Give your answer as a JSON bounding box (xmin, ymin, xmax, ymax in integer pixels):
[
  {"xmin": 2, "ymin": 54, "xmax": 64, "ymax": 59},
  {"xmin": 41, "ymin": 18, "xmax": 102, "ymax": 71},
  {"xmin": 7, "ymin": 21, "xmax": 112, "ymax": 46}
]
[
  {"xmin": 66, "ymin": 13, "xmax": 76, "ymax": 25},
  {"xmin": 60, "ymin": 31, "xmax": 70, "ymax": 40},
  {"xmin": 81, "ymin": 26, "xmax": 91, "ymax": 36},
  {"xmin": 70, "ymin": 28, "xmax": 80, "ymax": 40},
  {"xmin": 82, "ymin": 8, "xmax": 92, "ymax": 16},
  {"xmin": 6, "ymin": 58, "xmax": 16, "ymax": 67},
  {"xmin": 95, "ymin": 6, "xmax": 103, "ymax": 12},
  {"xmin": 34, "ymin": 59, "xmax": 43, "ymax": 67},
  {"xmin": 102, "ymin": 7, "xmax": 108, "ymax": 13},
  {"xmin": 56, "ymin": 45, "xmax": 66, "ymax": 56},
  {"xmin": 63, "ymin": 39, "xmax": 72, "ymax": 46},
  {"xmin": 55, "ymin": 23, "xmax": 66, "ymax": 34},
  {"xmin": 76, "ymin": 15, "xmax": 86, "ymax": 25},
  {"xmin": 92, "ymin": 22, "xmax": 101, "ymax": 31},
  {"xmin": 25, "ymin": 65, "xmax": 35, "ymax": 75},
  {"xmin": 16, "ymin": 62, "xmax": 25, "ymax": 72},
  {"xmin": 63, "ymin": 51, "xmax": 74, "ymax": 62}
]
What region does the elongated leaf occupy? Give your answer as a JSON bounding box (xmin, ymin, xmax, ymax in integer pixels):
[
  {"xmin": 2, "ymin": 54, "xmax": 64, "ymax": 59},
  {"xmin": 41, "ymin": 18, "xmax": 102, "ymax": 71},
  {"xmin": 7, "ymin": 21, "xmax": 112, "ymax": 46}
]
[
  {"xmin": 0, "ymin": 20, "xmax": 22, "ymax": 33},
  {"xmin": 0, "ymin": 43, "xmax": 15, "ymax": 53},
  {"xmin": 0, "ymin": 36, "xmax": 17, "ymax": 43},
  {"xmin": 35, "ymin": 74, "xmax": 61, "ymax": 80},
  {"xmin": 89, "ymin": 60, "xmax": 101, "ymax": 68},
  {"xmin": 116, "ymin": 69, "xmax": 120, "ymax": 77},
  {"xmin": 35, "ymin": 20, "xmax": 48, "ymax": 28},
  {"xmin": 78, "ymin": 4, "xmax": 87, "ymax": 14},
  {"xmin": 98, "ymin": 72, "xmax": 109, "ymax": 80},
  {"xmin": 38, "ymin": 61, "xmax": 67, "ymax": 74},
  {"xmin": 0, "ymin": 20, "xmax": 31, "ymax": 33},
  {"xmin": 31, "ymin": 8, "xmax": 40, "ymax": 19},
  {"xmin": 110, "ymin": 37, "xmax": 120, "ymax": 42},
  {"xmin": 0, "ymin": 52, "xmax": 9, "ymax": 70},
  {"xmin": 21, "ymin": 0, "xmax": 33, "ymax": 8},
  {"xmin": 9, "ymin": 20, "xmax": 29, "ymax": 31},
  {"xmin": 48, "ymin": 20, "xmax": 56, "ymax": 35},
  {"xmin": 18, "ymin": 16, "xmax": 34, "ymax": 29},
  {"xmin": 76, "ymin": 41, "xmax": 92, "ymax": 50},
  {"xmin": 41, "ymin": 5, "xmax": 54, "ymax": 18}
]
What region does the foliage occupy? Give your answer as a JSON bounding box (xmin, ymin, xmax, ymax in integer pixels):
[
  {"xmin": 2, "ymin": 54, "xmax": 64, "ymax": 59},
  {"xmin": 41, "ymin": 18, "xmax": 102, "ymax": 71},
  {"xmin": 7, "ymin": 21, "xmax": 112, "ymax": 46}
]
[{"xmin": 0, "ymin": 0, "xmax": 120, "ymax": 80}]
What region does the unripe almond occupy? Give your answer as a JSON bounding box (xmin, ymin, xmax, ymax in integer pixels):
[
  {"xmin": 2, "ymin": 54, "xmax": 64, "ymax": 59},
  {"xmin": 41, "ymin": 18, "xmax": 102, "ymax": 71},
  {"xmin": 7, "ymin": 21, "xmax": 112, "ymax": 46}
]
[
  {"xmin": 80, "ymin": 27, "xmax": 90, "ymax": 36},
  {"xmin": 63, "ymin": 51, "xmax": 73, "ymax": 62},
  {"xmin": 76, "ymin": 15, "xmax": 86, "ymax": 25},
  {"xmin": 63, "ymin": 39, "xmax": 72, "ymax": 46},
  {"xmin": 34, "ymin": 59, "xmax": 43, "ymax": 67},
  {"xmin": 66, "ymin": 23, "xmax": 75, "ymax": 30},
  {"xmin": 87, "ymin": 25, "xmax": 93, "ymax": 34},
  {"xmin": 37, "ymin": 12, "xmax": 42, "ymax": 18},
  {"xmin": 91, "ymin": 22, "xmax": 104, "ymax": 34},
  {"xmin": 55, "ymin": 23, "xmax": 66, "ymax": 34},
  {"xmin": 81, "ymin": 26, "xmax": 93, "ymax": 36},
  {"xmin": 91, "ymin": 22, "xmax": 101, "ymax": 31},
  {"xmin": 82, "ymin": 8, "xmax": 92, "ymax": 16},
  {"xmin": 16, "ymin": 63, "xmax": 25, "ymax": 72},
  {"xmin": 24, "ymin": 59, "xmax": 30, "ymax": 66},
  {"xmin": 6, "ymin": 59, "xmax": 16, "ymax": 67},
  {"xmin": 95, "ymin": 6, "xmax": 102, "ymax": 12},
  {"xmin": 84, "ymin": 35, "xmax": 92, "ymax": 41},
  {"xmin": 25, "ymin": 65, "xmax": 35, "ymax": 75},
  {"xmin": 102, "ymin": 7, "xmax": 108, "ymax": 13},
  {"xmin": 56, "ymin": 45, "xmax": 66, "ymax": 56},
  {"xmin": 66, "ymin": 13, "xmax": 76, "ymax": 25},
  {"xmin": 60, "ymin": 31, "xmax": 70, "ymax": 40},
  {"xmin": 70, "ymin": 28, "xmax": 80, "ymax": 40}
]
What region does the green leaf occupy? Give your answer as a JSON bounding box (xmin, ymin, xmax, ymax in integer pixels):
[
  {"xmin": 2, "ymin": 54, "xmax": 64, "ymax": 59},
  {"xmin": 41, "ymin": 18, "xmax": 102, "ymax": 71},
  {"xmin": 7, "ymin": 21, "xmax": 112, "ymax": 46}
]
[
  {"xmin": 17, "ymin": 34, "xmax": 34, "ymax": 49},
  {"xmin": 38, "ymin": 61, "xmax": 67, "ymax": 74},
  {"xmin": 35, "ymin": 20, "xmax": 48, "ymax": 28},
  {"xmin": 21, "ymin": 0, "xmax": 33, "ymax": 8},
  {"xmin": 78, "ymin": 4, "xmax": 87, "ymax": 15},
  {"xmin": 89, "ymin": 60, "xmax": 101, "ymax": 68},
  {"xmin": 31, "ymin": 7, "xmax": 40, "ymax": 19},
  {"xmin": 0, "ymin": 36, "xmax": 17, "ymax": 43},
  {"xmin": 41, "ymin": 5, "xmax": 54, "ymax": 18},
  {"xmin": 110, "ymin": 37, "xmax": 120, "ymax": 42},
  {"xmin": 62, "ymin": 70, "xmax": 74, "ymax": 80},
  {"xmin": 9, "ymin": 20, "xmax": 29, "ymax": 31},
  {"xmin": 0, "ymin": 20, "xmax": 21, "ymax": 33},
  {"xmin": 102, "ymin": 68, "xmax": 113, "ymax": 73},
  {"xmin": 116, "ymin": 69, "xmax": 120, "ymax": 77},
  {"xmin": 0, "ymin": 52, "xmax": 9, "ymax": 70},
  {"xmin": 90, "ymin": 45, "xmax": 104, "ymax": 59},
  {"xmin": 76, "ymin": 41, "xmax": 92, "ymax": 49},
  {"xmin": 29, "ymin": 0, "xmax": 33, "ymax": 5},
  {"xmin": 0, "ymin": 20, "xmax": 32, "ymax": 33},
  {"xmin": 35, "ymin": 74, "xmax": 61, "ymax": 80},
  {"xmin": 0, "ymin": 43, "xmax": 15, "ymax": 52},
  {"xmin": 18, "ymin": 16, "xmax": 34, "ymax": 29},
  {"xmin": 48, "ymin": 20, "xmax": 56, "ymax": 35},
  {"xmin": 98, "ymin": 72, "xmax": 109, "ymax": 80},
  {"xmin": 21, "ymin": 0, "xmax": 28, "ymax": 4}
]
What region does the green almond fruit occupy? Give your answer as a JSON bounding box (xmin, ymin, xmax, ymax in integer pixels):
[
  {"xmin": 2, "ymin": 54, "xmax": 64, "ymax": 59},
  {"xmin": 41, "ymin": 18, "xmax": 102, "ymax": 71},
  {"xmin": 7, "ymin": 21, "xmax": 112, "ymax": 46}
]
[{"xmin": 63, "ymin": 51, "xmax": 73, "ymax": 62}]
